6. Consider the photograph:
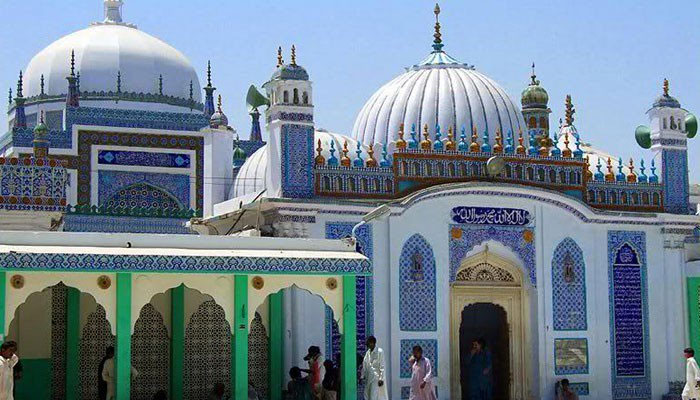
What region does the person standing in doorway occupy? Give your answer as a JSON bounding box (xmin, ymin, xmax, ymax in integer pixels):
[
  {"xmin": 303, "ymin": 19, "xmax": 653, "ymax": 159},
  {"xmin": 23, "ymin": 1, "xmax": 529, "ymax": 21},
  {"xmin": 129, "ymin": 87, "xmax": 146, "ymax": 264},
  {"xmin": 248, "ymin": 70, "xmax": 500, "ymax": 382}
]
[
  {"xmin": 0, "ymin": 341, "xmax": 19, "ymax": 400},
  {"xmin": 98, "ymin": 347, "xmax": 114, "ymax": 400},
  {"xmin": 360, "ymin": 336, "xmax": 388, "ymax": 400},
  {"xmin": 302, "ymin": 346, "xmax": 323, "ymax": 399},
  {"xmin": 683, "ymin": 347, "xmax": 700, "ymax": 400},
  {"xmin": 466, "ymin": 338, "xmax": 492, "ymax": 400},
  {"xmin": 101, "ymin": 346, "xmax": 139, "ymax": 400},
  {"xmin": 408, "ymin": 345, "xmax": 436, "ymax": 400}
]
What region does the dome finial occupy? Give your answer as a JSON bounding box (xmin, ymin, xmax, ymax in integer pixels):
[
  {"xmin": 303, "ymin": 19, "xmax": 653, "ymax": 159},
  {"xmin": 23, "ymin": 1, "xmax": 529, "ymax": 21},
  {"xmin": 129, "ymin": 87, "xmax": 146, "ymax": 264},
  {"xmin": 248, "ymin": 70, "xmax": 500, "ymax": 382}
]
[
  {"xmin": 565, "ymin": 95, "xmax": 575, "ymax": 126},
  {"xmin": 530, "ymin": 62, "xmax": 539, "ymax": 85},
  {"xmin": 70, "ymin": 50, "xmax": 76, "ymax": 77},
  {"xmin": 277, "ymin": 47, "xmax": 283, "ymax": 68},
  {"xmin": 16, "ymin": 71, "xmax": 23, "ymax": 98},
  {"xmin": 217, "ymin": 94, "xmax": 223, "ymax": 113},
  {"xmin": 291, "ymin": 45, "xmax": 297, "ymax": 66},
  {"xmin": 432, "ymin": 3, "xmax": 443, "ymax": 51},
  {"xmin": 104, "ymin": 0, "xmax": 124, "ymax": 24},
  {"xmin": 207, "ymin": 61, "xmax": 212, "ymax": 87},
  {"xmin": 663, "ymin": 78, "xmax": 669, "ymax": 96}
]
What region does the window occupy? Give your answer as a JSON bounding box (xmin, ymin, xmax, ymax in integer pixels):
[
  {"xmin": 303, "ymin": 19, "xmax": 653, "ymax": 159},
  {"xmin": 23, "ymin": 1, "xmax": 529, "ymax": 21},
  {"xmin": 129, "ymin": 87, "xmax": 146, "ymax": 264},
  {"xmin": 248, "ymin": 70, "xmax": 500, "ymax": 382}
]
[
  {"xmin": 529, "ymin": 116, "xmax": 537, "ymax": 128},
  {"xmin": 599, "ymin": 190, "xmax": 606, "ymax": 203},
  {"xmin": 448, "ymin": 163, "xmax": 456, "ymax": 177},
  {"xmin": 348, "ymin": 178, "xmax": 356, "ymax": 192},
  {"xmin": 652, "ymin": 193, "xmax": 660, "ymax": 205},
  {"xmin": 472, "ymin": 163, "xmax": 480, "ymax": 176},
  {"xmin": 401, "ymin": 161, "xmax": 408, "ymax": 175},
  {"xmin": 537, "ymin": 168, "xmax": 545, "ymax": 182},
  {"xmin": 560, "ymin": 170, "xmax": 567, "ymax": 184},
  {"xmin": 632, "ymin": 192, "xmax": 639, "ymax": 205},
  {"xmin": 385, "ymin": 179, "xmax": 393, "ymax": 192},
  {"xmin": 283, "ymin": 91, "xmax": 289, "ymax": 103},
  {"xmin": 361, "ymin": 178, "xmax": 369, "ymax": 192},
  {"xmin": 621, "ymin": 192, "xmax": 628, "ymax": 204},
  {"xmin": 293, "ymin": 88, "xmax": 299, "ymax": 105},
  {"xmin": 438, "ymin": 163, "xmax": 445, "ymax": 176},
  {"xmin": 642, "ymin": 193, "xmax": 649, "ymax": 205},
  {"xmin": 413, "ymin": 162, "xmax": 421, "ymax": 175},
  {"xmin": 323, "ymin": 176, "xmax": 330, "ymax": 191},
  {"xmin": 527, "ymin": 167, "xmax": 534, "ymax": 180},
  {"xmin": 505, "ymin": 164, "xmax": 512, "ymax": 178},
  {"xmin": 302, "ymin": 91, "xmax": 309, "ymax": 105},
  {"xmin": 588, "ymin": 190, "xmax": 595, "ymax": 202},
  {"xmin": 515, "ymin": 165, "xmax": 523, "ymax": 179},
  {"xmin": 611, "ymin": 192, "xmax": 618, "ymax": 204},
  {"xmin": 426, "ymin": 163, "xmax": 433, "ymax": 176}
]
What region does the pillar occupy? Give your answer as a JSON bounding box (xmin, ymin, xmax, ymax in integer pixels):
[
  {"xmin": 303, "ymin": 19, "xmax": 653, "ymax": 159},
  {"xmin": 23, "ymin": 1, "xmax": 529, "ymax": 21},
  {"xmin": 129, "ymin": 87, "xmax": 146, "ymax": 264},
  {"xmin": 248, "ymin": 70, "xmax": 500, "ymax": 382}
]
[
  {"xmin": 66, "ymin": 287, "xmax": 80, "ymax": 400},
  {"xmin": 234, "ymin": 275, "xmax": 249, "ymax": 398},
  {"xmin": 116, "ymin": 273, "xmax": 132, "ymax": 400},
  {"xmin": 341, "ymin": 276, "xmax": 357, "ymax": 399},
  {"xmin": 0, "ymin": 272, "xmax": 5, "ymax": 341},
  {"xmin": 170, "ymin": 285, "xmax": 185, "ymax": 400},
  {"xmin": 269, "ymin": 292, "xmax": 284, "ymax": 400}
]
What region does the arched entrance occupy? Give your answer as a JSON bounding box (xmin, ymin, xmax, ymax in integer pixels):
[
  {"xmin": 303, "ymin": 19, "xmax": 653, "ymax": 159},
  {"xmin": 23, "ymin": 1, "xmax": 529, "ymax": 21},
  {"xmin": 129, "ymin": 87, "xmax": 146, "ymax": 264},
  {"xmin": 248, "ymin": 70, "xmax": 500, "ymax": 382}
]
[{"xmin": 450, "ymin": 247, "xmax": 530, "ymax": 400}]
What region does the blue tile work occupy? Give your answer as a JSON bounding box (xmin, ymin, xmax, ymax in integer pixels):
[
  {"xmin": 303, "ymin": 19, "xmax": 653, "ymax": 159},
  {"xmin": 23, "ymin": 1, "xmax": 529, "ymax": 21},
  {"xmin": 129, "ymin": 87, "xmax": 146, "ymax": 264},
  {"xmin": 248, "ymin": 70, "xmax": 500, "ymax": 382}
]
[
  {"xmin": 608, "ymin": 231, "xmax": 650, "ymax": 399},
  {"xmin": 63, "ymin": 214, "xmax": 194, "ymax": 234},
  {"xmin": 0, "ymin": 252, "xmax": 372, "ymax": 275},
  {"xmin": 662, "ymin": 149, "xmax": 689, "ymax": 214},
  {"xmin": 325, "ymin": 222, "xmax": 373, "ymax": 360},
  {"xmin": 0, "ymin": 157, "xmax": 67, "ymax": 211},
  {"xmin": 552, "ymin": 238, "xmax": 587, "ymax": 331},
  {"xmin": 281, "ymin": 124, "xmax": 314, "ymax": 198},
  {"xmin": 98, "ymin": 170, "xmax": 190, "ymax": 209},
  {"xmin": 324, "ymin": 305, "xmax": 341, "ymax": 366},
  {"xmin": 98, "ymin": 150, "xmax": 191, "ymax": 168},
  {"xmin": 554, "ymin": 338, "xmax": 589, "ymax": 375},
  {"xmin": 399, "ymin": 339, "xmax": 438, "ymax": 378},
  {"xmin": 399, "ymin": 234, "xmax": 437, "ymax": 331},
  {"xmin": 569, "ymin": 382, "xmax": 590, "ymax": 396},
  {"xmin": 449, "ymin": 224, "xmax": 536, "ymax": 286}
]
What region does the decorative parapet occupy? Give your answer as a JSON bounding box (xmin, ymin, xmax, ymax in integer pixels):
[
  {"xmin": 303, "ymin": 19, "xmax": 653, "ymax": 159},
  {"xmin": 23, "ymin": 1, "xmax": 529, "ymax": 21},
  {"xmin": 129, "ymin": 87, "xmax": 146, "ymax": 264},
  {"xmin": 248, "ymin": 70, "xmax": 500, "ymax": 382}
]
[
  {"xmin": 315, "ymin": 165, "xmax": 394, "ymax": 198},
  {"xmin": 586, "ymin": 181, "xmax": 663, "ymax": 212},
  {"xmin": 8, "ymin": 91, "xmax": 204, "ymax": 113},
  {"xmin": 65, "ymin": 204, "xmax": 202, "ymax": 219},
  {"xmin": 0, "ymin": 156, "xmax": 67, "ymax": 211}
]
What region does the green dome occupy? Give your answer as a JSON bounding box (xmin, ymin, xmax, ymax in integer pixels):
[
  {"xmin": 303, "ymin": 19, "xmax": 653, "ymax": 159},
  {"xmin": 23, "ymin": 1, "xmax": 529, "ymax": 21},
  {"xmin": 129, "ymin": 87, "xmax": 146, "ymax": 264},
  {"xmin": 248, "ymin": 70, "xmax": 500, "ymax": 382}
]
[
  {"xmin": 635, "ymin": 125, "xmax": 651, "ymax": 149},
  {"xmin": 686, "ymin": 113, "xmax": 697, "ymax": 139},
  {"xmin": 33, "ymin": 114, "xmax": 48, "ymax": 137},
  {"xmin": 233, "ymin": 144, "xmax": 247, "ymax": 160},
  {"xmin": 521, "ymin": 75, "xmax": 548, "ymax": 109}
]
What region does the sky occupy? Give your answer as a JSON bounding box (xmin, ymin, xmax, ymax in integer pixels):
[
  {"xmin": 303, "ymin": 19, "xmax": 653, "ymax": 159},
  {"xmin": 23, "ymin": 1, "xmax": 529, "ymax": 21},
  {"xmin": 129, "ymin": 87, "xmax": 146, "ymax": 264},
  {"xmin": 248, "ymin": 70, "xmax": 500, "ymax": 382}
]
[{"xmin": 1, "ymin": 0, "xmax": 698, "ymax": 182}]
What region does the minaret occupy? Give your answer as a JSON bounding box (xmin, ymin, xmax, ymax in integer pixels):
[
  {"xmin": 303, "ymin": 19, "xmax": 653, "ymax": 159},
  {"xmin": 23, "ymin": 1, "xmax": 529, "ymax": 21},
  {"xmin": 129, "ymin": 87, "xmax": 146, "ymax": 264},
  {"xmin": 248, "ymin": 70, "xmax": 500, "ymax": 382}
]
[
  {"xmin": 249, "ymin": 108, "xmax": 263, "ymax": 142},
  {"xmin": 521, "ymin": 63, "xmax": 551, "ymax": 136},
  {"xmin": 262, "ymin": 45, "xmax": 314, "ymax": 198},
  {"xmin": 203, "ymin": 61, "xmax": 216, "ymax": 118},
  {"xmin": 66, "ymin": 50, "xmax": 80, "ymax": 108},
  {"xmin": 648, "ymin": 79, "xmax": 690, "ymax": 214},
  {"xmin": 13, "ymin": 71, "xmax": 26, "ymax": 129},
  {"xmin": 33, "ymin": 111, "xmax": 49, "ymax": 158}
]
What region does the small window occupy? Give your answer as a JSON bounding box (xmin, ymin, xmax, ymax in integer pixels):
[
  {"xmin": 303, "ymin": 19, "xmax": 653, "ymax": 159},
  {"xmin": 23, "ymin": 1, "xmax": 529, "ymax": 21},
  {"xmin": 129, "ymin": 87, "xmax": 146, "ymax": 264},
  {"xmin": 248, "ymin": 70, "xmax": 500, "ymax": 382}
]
[
  {"xmin": 549, "ymin": 169, "xmax": 557, "ymax": 183},
  {"xmin": 528, "ymin": 116, "xmax": 537, "ymax": 128},
  {"xmin": 438, "ymin": 163, "xmax": 445, "ymax": 176},
  {"xmin": 540, "ymin": 116, "xmax": 548, "ymax": 129},
  {"xmin": 537, "ymin": 168, "xmax": 545, "ymax": 182},
  {"xmin": 611, "ymin": 192, "xmax": 618, "ymax": 204},
  {"xmin": 426, "ymin": 163, "xmax": 433, "ymax": 176},
  {"xmin": 621, "ymin": 192, "xmax": 628, "ymax": 204},
  {"xmin": 413, "ymin": 162, "xmax": 421, "ymax": 175},
  {"xmin": 642, "ymin": 193, "xmax": 649, "ymax": 205},
  {"xmin": 559, "ymin": 170, "xmax": 567, "ymax": 184},
  {"xmin": 515, "ymin": 165, "xmax": 523, "ymax": 179},
  {"xmin": 652, "ymin": 193, "xmax": 660, "ymax": 205},
  {"xmin": 526, "ymin": 167, "xmax": 534, "ymax": 180},
  {"xmin": 373, "ymin": 178, "xmax": 380, "ymax": 191},
  {"xmin": 283, "ymin": 90, "xmax": 289, "ymax": 103},
  {"xmin": 461, "ymin": 164, "xmax": 468, "ymax": 176},
  {"xmin": 361, "ymin": 178, "xmax": 369, "ymax": 192},
  {"xmin": 588, "ymin": 190, "xmax": 595, "ymax": 202},
  {"xmin": 505, "ymin": 164, "xmax": 512, "ymax": 178},
  {"xmin": 569, "ymin": 171, "xmax": 577, "ymax": 184},
  {"xmin": 348, "ymin": 178, "xmax": 356, "ymax": 192},
  {"xmin": 293, "ymin": 88, "xmax": 299, "ymax": 105},
  {"xmin": 302, "ymin": 91, "xmax": 309, "ymax": 105},
  {"xmin": 385, "ymin": 179, "xmax": 393, "ymax": 192},
  {"xmin": 323, "ymin": 176, "xmax": 330, "ymax": 191},
  {"xmin": 472, "ymin": 163, "xmax": 480, "ymax": 176},
  {"xmin": 401, "ymin": 161, "xmax": 408, "ymax": 175},
  {"xmin": 334, "ymin": 176, "xmax": 342, "ymax": 190},
  {"xmin": 449, "ymin": 163, "xmax": 456, "ymax": 177},
  {"xmin": 632, "ymin": 192, "xmax": 639, "ymax": 205},
  {"xmin": 599, "ymin": 190, "xmax": 606, "ymax": 203}
]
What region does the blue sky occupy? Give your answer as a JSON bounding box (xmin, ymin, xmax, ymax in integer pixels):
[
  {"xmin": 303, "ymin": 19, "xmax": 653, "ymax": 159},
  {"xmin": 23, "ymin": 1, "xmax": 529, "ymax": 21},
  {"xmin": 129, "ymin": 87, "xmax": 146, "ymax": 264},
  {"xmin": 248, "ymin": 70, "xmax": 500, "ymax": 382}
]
[{"xmin": 1, "ymin": 0, "xmax": 698, "ymax": 181}]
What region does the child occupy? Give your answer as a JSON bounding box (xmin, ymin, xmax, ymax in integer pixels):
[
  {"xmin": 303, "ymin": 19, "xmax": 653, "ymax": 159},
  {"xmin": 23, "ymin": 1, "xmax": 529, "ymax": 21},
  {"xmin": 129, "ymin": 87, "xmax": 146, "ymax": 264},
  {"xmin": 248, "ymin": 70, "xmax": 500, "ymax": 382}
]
[{"xmin": 288, "ymin": 367, "xmax": 313, "ymax": 400}]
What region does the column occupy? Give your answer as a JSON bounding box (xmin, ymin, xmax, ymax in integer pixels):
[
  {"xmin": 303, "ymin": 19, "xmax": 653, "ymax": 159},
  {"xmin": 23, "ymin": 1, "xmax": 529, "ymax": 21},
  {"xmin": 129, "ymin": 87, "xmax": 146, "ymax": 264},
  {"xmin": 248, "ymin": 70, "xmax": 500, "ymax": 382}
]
[
  {"xmin": 341, "ymin": 276, "xmax": 357, "ymax": 399},
  {"xmin": 268, "ymin": 292, "xmax": 284, "ymax": 400},
  {"xmin": 116, "ymin": 273, "xmax": 132, "ymax": 400},
  {"xmin": 66, "ymin": 287, "xmax": 80, "ymax": 400},
  {"xmin": 234, "ymin": 275, "xmax": 249, "ymax": 399},
  {"xmin": 0, "ymin": 272, "xmax": 5, "ymax": 341},
  {"xmin": 170, "ymin": 285, "xmax": 185, "ymax": 400}
]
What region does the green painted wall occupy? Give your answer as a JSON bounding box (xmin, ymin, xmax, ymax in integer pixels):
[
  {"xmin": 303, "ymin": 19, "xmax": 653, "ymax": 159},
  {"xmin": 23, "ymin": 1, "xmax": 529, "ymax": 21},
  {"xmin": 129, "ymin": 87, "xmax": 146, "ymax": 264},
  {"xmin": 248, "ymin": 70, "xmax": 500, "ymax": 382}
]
[
  {"xmin": 15, "ymin": 358, "xmax": 51, "ymax": 400},
  {"xmin": 688, "ymin": 278, "xmax": 700, "ymax": 352}
]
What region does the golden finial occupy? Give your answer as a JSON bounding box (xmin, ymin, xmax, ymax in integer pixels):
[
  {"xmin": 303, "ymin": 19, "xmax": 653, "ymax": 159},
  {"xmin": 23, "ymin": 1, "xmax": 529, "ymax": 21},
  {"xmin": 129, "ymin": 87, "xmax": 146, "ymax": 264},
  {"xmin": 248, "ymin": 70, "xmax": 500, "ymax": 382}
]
[
  {"xmin": 663, "ymin": 78, "xmax": 669, "ymax": 96},
  {"xmin": 291, "ymin": 45, "xmax": 297, "ymax": 66},
  {"xmin": 565, "ymin": 95, "xmax": 575, "ymax": 126},
  {"xmin": 340, "ymin": 141, "xmax": 351, "ymax": 167},
  {"xmin": 516, "ymin": 129, "xmax": 526, "ymax": 155},
  {"xmin": 530, "ymin": 62, "xmax": 539, "ymax": 85},
  {"xmin": 605, "ymin": 157, "xmax": 614, "ymax": 182},
  {"xmin": 493, "ymin": 128, "xmax": 503, "ymax": 154},
  {"xmin": 562, "ymin": 131, "xmax": 572, "ymax": 158},
  {"xmin": 538, "ymin": 135, "xmax": 549, "ymax": 157},
  {"xmin": 445, "ymin": 126, "xmax": 456, "ymax": 151},
  {"xmin": 420, "ymin": 124, "xmax": 432, "ymax": 151},
  {"xmin": 469, "ymin": 126, "xmax": 480, "ymax": 153},
  {"xmin": 396, "ymin": 123, "xmax": 407, "ymax": 151},
  {"xmin": 217, "ymin": 94, "xmax": 223, "ymax": 113},
  {"xmin": 432, "ymin": 3, "xmax": 443, "ymax": 51},
  {"xmin": 277, "ymin": 46, "xmax": 283, "ymax": 67},
  {"xmin": 366, "ymin": 144, "xmax": 378, "ymax": 167},
  {"xmin": 583, "ymin": 156, "xmax": 593, "ymax": 181},
  {"xmin": 626, "ymin": 158, "xmax": 637, "ymax": 183},
  {"xmin": 315, "ymin": 139, "xmax": 326, "ymax": 166}
]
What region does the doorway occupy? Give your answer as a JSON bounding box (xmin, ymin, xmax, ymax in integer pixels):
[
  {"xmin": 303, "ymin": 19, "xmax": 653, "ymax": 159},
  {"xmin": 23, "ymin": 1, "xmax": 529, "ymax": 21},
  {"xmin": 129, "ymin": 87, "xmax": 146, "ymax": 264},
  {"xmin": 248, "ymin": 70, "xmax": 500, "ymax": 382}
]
[{"xmin": 459, "ymin": 303, "xmax": 509, "ymax": 400}]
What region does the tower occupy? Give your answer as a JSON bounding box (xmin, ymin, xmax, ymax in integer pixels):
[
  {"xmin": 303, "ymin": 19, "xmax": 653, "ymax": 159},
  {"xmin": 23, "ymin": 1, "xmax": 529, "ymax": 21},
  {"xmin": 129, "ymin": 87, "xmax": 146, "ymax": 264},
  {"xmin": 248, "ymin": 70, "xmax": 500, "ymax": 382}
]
[
  {"xmin": 521, "ymin": 64, "xmax": 551, "ymax": 137},
  {"xmin": 263, "ymin": 45, "xmax": 315, "ymax": 198},
  {"xmin": 648, "ymin": 79, "xmax": 690, "ymax": 214}
]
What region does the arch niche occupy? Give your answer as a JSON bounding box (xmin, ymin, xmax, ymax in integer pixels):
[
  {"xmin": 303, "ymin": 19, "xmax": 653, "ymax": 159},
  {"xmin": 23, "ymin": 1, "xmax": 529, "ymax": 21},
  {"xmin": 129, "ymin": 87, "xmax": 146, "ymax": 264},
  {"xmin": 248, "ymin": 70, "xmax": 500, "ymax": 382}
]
[{"xmin": 450, "ymin": 247, "xmax": 531, "ymax": 400}]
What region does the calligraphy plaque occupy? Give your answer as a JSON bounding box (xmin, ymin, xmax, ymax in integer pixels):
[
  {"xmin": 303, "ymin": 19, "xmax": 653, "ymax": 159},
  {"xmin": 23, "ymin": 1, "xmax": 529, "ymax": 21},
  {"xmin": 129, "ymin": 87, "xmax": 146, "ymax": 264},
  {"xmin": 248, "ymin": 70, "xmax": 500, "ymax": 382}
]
[
  {"xmin": 612, "ymin": 244, "xmax": 645, "ymax": 377},
  {"xmin": 451, "ymin": 206, "xmax": 531, "ymax": 226},
  {"xmin": 555, "ymin": 338, "xmax": 589, "ymax": 375}
]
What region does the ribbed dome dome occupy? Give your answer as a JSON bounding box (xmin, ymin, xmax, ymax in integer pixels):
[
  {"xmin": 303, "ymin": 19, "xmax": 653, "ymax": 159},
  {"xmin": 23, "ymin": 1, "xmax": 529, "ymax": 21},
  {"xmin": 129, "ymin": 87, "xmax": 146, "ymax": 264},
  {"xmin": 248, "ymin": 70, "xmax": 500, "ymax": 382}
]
[
  {"xmin": 23, "ymin": 2, "xmax": 201, "ymax": 107},
  {"xmin": 352, "ymin": 50, "xmax": 525, "ymax": 147}
]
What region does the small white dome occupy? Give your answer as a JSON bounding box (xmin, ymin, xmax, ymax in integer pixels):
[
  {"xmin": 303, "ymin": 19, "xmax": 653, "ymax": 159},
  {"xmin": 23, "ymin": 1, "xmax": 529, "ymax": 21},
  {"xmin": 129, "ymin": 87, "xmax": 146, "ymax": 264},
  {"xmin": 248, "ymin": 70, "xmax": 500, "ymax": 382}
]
[
  {"xmin": 230, "ymin": 130, "xmax": 367, "ymax": 199},
  {"xmin": 352, "ymin": 50, "xmax": 525, "ymax": 148},
  {"xmin": 23, "ymin": 22, "xmax": 201, "ymax": 106}
]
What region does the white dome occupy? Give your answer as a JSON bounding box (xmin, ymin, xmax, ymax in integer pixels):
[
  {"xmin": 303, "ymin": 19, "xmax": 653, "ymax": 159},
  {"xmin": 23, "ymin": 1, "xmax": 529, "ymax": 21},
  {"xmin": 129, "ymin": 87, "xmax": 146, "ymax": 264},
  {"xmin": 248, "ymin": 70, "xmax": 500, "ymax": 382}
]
[
  {"xmin": 230, "ymin": 130, "xmax": 367, "ymax": 199},
  {"xmin": 23, "ymin": 23, "xmax": 201, "ymax": 104},
  {"xmin": 352, "ymin": 50, "xmax": 525, "ymax": 148}
]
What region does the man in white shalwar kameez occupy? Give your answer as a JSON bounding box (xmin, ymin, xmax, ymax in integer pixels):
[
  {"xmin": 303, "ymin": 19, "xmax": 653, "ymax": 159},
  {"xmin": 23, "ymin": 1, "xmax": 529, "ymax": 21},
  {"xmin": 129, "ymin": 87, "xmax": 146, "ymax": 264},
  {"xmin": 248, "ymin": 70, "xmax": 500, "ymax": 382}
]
[
  {"xmin": 361, "ymin": 336, "xmax": 388, "ymax": 400},
  {"xmin": 0, "ymin": 342, "xmax": 19, "ymax": 400},
  {"xmin": 101, "ymin": 353, "xmax": 139, "ymax": 400},
  {"xmin": 683, "ymin": 347, "xmax": 700, "ymax": 400}
]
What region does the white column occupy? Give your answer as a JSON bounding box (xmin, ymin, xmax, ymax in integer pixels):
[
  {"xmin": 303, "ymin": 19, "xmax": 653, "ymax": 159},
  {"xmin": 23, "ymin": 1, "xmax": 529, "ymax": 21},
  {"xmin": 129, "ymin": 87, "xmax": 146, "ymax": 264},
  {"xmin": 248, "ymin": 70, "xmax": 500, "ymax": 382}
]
[{"xmin": 664, "ymin": 240, "xmax": 687, "ymax": 384}]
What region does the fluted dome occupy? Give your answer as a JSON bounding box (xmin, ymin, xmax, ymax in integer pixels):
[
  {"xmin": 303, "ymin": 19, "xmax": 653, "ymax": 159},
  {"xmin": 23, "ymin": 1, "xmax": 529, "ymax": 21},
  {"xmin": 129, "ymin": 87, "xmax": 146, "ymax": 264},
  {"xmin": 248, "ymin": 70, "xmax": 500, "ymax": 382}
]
[
  {"xmin": 22, "ymin": 2, "xmax": 201, "ymax": 109},
  {"xmin": 352, "ymin": 50, "xmax": 524, "ymax": 147}
]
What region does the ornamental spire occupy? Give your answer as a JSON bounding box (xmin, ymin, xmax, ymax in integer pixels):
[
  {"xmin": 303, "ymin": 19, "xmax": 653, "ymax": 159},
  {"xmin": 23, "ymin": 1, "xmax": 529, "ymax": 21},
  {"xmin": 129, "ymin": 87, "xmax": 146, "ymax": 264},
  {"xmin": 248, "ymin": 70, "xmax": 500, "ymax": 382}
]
[
  {"xmin": 530, "ymin": 63, "xmax": 539, "ymax": 85},
  {"xmin": 16, "ymin": 71, "xmax": 23, "ymax": 98},
  {"xmin": 277, "ymin": 47, "xmax": 283, "ymax": 67},
  {"xmin": 663, "ymin": 78, "xmax": 669, "ymax": 96},
  {"xmin": 206, "ymin": 61, "xmax": 212, "ymax": 87},
  {"xmin": 432, "ymin": 3, "xmax": 443, "ymax": 51},
  {"xmin": 70, "ymin": 50, "xmax": 76, "ymax": 77},
  {"xmin": 565, "ymin": 95, "xmax": 575, "ymax": 126},
  {"xmin": 291, "ymin": 45, "xmax": 297, "ymax": 66}
]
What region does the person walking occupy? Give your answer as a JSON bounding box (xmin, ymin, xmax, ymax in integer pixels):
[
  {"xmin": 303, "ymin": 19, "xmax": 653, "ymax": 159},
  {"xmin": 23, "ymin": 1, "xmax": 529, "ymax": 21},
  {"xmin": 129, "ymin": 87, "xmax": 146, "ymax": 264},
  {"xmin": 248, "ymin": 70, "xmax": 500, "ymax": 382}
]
[
  {"xmin": 408, "ymin": 345, "xmax": 436, "ymax": 400},
  {"xmin": 0, "ymin": 341, "xmax": 19, "ymax": 400},
  {"xmin": 360, "ymin": 336, "xmax": 388, "ymax": 400},
  {"xmin": 683, "ymin": 347, "xmax": 700, "ymax": 400}
]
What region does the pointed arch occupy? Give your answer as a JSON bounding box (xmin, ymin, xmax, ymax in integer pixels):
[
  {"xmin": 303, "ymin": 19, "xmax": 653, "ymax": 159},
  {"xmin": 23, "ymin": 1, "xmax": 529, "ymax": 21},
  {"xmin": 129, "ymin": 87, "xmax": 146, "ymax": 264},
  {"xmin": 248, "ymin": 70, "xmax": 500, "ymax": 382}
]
[
  {"xmin": 103, "ymin": 181, "xmax": 184, "ymax": 210},
  {"xmin": 131, "ymin": 303, "xmax": 170, "ymax": 400},
  {"xmin": 399, "ymin": 233, "xmax": 436, "ymax": 331},
  {"xmin": 551, "ymin": 237, "xmax": 587, "ymax": 331}
]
